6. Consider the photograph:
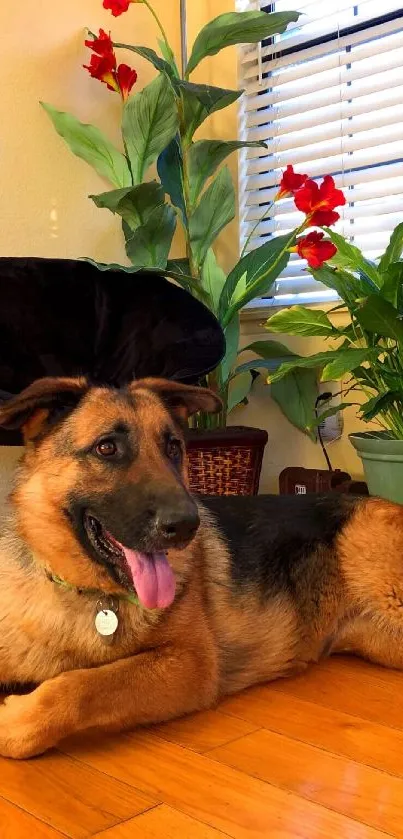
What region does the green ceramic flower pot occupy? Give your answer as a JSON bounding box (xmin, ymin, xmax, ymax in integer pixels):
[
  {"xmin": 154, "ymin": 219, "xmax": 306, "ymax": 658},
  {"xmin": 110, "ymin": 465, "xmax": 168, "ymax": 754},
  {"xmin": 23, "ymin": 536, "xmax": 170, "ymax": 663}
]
[{"xmin": 349, "ymin": 431, "xmax": 403, "ymax": 504}]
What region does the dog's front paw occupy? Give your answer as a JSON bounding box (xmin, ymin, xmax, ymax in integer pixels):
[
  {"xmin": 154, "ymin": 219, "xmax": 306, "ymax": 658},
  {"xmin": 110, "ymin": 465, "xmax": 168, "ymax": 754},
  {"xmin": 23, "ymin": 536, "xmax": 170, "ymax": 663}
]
[{"xmin": 0, "ymin": 694, "xmax": 49, "ymax": 759}]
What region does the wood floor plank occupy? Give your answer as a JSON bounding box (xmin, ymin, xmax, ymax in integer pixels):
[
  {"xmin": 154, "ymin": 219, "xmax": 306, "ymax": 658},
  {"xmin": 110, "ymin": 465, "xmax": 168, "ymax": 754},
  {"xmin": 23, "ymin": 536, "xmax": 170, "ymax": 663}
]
[
  {"xmin": 331, "ymin": 656, "xmax": 403, "ymax": 687},
  {"xmin": 91, "ymin": 804, "xmax": 229, "ymax": 838},
  {"xmin": 220, "ymin": 686, "xmax": 403, "ymax": 777},
  {"xmin": 209, "ymin": 728, "xmax": 403, "ymax": 837},
  {"xmin": 0, "ymin": 795, "xmax": 63, "ymax": 838},
  {"xmin": 0, "ymin": 750, "xmax": 155, "ymax": 838},
  {"xmin": 269, "ymin": 656, "xmax": 403, "ymax": 729},
  {"xmin": 61, "ymin": 730, "xmax": 392, "ymax": 839},
  {"xmin": 153, "ymin": 709, "xmax": 258, "ymax": 753}
]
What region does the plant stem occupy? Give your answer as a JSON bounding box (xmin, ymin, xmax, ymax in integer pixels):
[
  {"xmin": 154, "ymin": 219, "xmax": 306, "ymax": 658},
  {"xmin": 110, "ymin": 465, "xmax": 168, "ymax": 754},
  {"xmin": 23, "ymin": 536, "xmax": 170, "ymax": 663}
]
[
  {"xmin": 139, "ymin": 0, "xmax": 198, "ymax": 281},
  {"xmin": 178, "ymin": 115, "xmax": 199, "ymax": 279},
  {"xmin": 142, "ymin": 0, "xmax": 171, "ymax": 57},
  {"xmin": 122, "ymin": 136, "xmax": 134, "ymax": 185},
  {"xmin": 207, "ymin": 369, "xmax": 228, "ymax": 428}
]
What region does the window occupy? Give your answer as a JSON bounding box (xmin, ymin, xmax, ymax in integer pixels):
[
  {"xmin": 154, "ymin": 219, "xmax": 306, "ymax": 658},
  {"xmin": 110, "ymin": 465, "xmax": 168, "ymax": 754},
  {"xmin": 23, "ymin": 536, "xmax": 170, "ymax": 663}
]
[{"xmin": 237, "ymin": 1, "xmax": 403, "ymax": 307}]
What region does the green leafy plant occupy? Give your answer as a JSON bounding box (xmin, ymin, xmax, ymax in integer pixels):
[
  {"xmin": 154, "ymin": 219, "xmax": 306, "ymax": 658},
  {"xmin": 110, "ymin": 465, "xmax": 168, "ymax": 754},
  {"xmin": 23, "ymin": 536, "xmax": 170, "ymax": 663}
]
[
  {"xmin": 43, "ymin": 0, "xmax": 347, "ymax": 431},
  {"xmin": 264, "ymin": 223, "xmax": 403, "ymax": 439}
]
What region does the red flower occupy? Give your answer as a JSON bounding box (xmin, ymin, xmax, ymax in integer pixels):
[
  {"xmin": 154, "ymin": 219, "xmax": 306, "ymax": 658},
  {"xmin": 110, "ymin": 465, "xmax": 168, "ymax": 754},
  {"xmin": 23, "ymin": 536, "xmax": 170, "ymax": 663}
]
[
  {"xmin": 103, "ymin": 0, "xmax": 132, "ymax": 16},
  {"xmin": 294, "ymin": 174, "xmax": 346, "ymax": 228},
  {"xmin": 84, "ymin": 29, "xmax": 137, "ymax": 99},
  {"xmin": 84, "ymin": 52, "xmax": 118, "ymax": 92},
  {"xmin": 276, "ymin": 165, "xmax": 308, "ymax": 200},
  {"xmin": 116, "ymin": 63, "xmax": 138, "ymax": 100},
  {"xmin": 308, "ymin": 209, "xmax": 341, "ymax": 227},
  {"xmin": 296, "ymin": 231, "xmax": 337, "ymax": 268},
  {"xmin": 85, "ymin": 28, "xmax": 114, "ymax": 57}
]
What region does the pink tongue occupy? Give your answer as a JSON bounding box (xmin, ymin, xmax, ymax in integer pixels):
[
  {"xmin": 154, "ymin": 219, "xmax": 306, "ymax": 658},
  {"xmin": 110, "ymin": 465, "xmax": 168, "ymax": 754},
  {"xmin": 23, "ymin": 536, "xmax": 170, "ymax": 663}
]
[{"xmin": 120, "ymin": 547, "xmax": 176, "ymax": 610}]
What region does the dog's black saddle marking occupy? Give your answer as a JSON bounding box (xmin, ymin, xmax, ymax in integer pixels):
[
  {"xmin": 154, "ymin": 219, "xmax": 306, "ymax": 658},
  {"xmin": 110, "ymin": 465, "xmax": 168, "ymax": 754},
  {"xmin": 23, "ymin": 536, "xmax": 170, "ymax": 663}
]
[{"xmin": 201, "ymin": 494, "xmax": 359, "ymax": 600}]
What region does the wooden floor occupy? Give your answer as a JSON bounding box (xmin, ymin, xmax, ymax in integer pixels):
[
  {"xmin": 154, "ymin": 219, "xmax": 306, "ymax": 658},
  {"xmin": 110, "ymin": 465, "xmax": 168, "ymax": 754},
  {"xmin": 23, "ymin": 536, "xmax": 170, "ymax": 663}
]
[{"xmin": 2, "ymin": 656, "xmax": 403, "ymax": 838}]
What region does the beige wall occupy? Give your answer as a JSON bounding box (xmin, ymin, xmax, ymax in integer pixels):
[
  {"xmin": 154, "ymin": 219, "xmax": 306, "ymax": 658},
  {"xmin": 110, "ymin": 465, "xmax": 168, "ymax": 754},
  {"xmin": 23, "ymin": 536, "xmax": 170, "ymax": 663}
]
[
  {"xmin": 0, "ymin": 0, "xmax": 181, "ymax": 261},
  {"xmin": 0, "ymin": 0, "xmax": 366, "ymax": 495}
]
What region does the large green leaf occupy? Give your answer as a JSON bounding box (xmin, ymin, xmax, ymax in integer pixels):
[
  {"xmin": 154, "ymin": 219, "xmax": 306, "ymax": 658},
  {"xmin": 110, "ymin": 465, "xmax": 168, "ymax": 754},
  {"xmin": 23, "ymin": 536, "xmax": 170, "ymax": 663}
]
[
  {"xmin": 350, "ymin": 365, "xmax": 374, "ymax": 385},
  {"xmin": 235, "ymin": 357, "xmax": 290, "ymax": 375},
  {"xmin": 186, "ymin": 10, "xmax": 299, "ymax": 75},
  {"xmin": 178, "ymin": 81, "xmax": 242, "ymax": 141},
  {"xmin": 381, "ymin": 262, "xmax": 403, "ymax": 311},
  {"xmin": 227, "ymin": 371, "xmax": 253, "ymax": 413},
  {"xmin": 235, "ymin": 339, "xmax": 295, "ymax": 374},
  {"xmin": 356, "ymin": 295, "xmax": 403, "ymax": 344},
  {"xmin": 83, "ymin": 259, "xmax": 144, "ymax": 272},
  {"xmin": 166, "ymin": 258, "xmax": 190, "ymax": 276},
  {"xmin": 378, "ymin": 222, "xmax": 403, "ymax": 274},
  {"xmin": 201, "ymin": 249, "xmax": 226, "ymax": 314},
  {"xmin": 189, "ymin": 166, "xmax": 235, "ymax": 269},
  {"xmin": 41, "ymin": 102, "xmax": 131, "ymax": 188},
  {"xmin": 219, "ymin": 234, "xmax": 292, "ymax": 327},
  {"xmin": 321, "ymin": 350, "xmax": 382, "ymax": 381},
  {"xmin": 241, "ymin": 339, "xmax": 295, "ymax": 359},
  {"xmin": 83, "ymin": 257, "xmax": 206, "ymax": 294},
  {"xmin": 265, "ymin": 305, "xmax": 337, "ymax": 337},
  {"xmin": 90, "ymin": 182, "xmax": 164, "ymax": 230},
  {"xmin": 157, "ymin": 137, "xmax": 186, "ymax": 223},
  {"xmin": 122, "ymin": 75, "xmax": 178, "ymax": 185},
  {"xmin": 267, "ymin": 348, "xmax": 380, "ymax": 384},
  {"xmin": 310, "ymin": 264, "xmax": 369, "ymax": 305},
  {"xmin": 122, "ymin": 219, "xmax": 133, "ymax": 251},
  {"xmin": 271, "ymin": 369, "xmax": 319, "ymax": 441},
  {"xmin": 158, "ymin": 38, "xmax": 179, "ymax": 75},
  {"xmin": 113, "ymin": 43, "xmax": 175, "ymax": 79},
  {"xmin": 188, "ymin": 140, "xmax": 266, "ymax": 208},
  {"xmin": 358, "ymin": 392, "xmax": 398, "ymax": 422},
  {"xmin": 267, "ymin": 353, "xmax": 334, "ymax": 383},
  {"xmin": 165, "ymin": 259, "xmax": 208, "ymax": 301},
  {"xmin": 326, "ymin": 228, "xmax": 382, "ymax": 288},
  {"xmin": 220, "ymin": 315, "xmax": 240, "ymax": 385},
  {"xmin": 370, "ymin": 366, "xmax": 402, "ymax": 391},
  {"xmin": 125, "ymin": 203, "xmax": 176, "ymax": 269}
]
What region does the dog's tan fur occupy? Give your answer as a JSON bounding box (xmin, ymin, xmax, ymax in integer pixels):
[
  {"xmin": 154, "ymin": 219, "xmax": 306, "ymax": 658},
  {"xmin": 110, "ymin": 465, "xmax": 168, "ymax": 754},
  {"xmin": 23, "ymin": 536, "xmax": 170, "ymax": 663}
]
[{"xmin": 0, "ymin": 377, "xmax": 402, "ymax": 759}]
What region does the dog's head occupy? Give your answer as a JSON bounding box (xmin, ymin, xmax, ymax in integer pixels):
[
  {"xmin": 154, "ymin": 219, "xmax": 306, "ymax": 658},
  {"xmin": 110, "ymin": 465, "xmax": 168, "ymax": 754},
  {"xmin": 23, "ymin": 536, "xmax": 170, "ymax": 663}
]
[{"xmin": 0, "ymin": 377, "xmax": 221, "ymax": 609}]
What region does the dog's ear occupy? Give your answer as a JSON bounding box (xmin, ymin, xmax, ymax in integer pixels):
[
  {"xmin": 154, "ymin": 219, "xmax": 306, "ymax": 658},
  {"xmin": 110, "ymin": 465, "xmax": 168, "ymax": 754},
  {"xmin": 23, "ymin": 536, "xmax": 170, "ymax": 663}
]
[
  {"xmin": 0, "ymin": 376, "xmax": 89, "ymax": 442},
  {"xmin": 134, "ymin": 379, "xmax": 222, "ymax": 421}
]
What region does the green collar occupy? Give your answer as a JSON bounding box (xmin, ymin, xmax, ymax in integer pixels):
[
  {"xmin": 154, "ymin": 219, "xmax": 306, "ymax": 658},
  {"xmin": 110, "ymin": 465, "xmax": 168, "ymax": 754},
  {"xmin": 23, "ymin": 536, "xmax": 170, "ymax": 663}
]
[{"xmin": 46, "ymin": 571, "xmax": 139, "ymax": 605}]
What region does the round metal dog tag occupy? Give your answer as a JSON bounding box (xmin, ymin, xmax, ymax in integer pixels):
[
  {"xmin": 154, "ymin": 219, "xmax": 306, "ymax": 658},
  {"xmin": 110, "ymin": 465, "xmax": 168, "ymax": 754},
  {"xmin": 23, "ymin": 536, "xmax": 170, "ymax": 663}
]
[{"xmin": 95, "ymin": 609, "xmax": 119, "ymax": 637}]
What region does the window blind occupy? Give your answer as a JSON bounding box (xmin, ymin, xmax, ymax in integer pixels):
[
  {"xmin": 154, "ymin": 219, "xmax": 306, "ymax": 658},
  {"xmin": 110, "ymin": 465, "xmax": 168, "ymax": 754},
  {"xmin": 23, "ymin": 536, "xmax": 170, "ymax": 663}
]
[{"xmin": 237, "ymin": 0, "xmax": 403, "ymax": 307}]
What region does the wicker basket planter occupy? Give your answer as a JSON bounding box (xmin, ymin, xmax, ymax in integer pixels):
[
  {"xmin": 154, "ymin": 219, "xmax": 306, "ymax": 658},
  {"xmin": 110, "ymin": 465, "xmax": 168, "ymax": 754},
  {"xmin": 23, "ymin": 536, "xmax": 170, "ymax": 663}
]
[{"xmin": 185, "ymin": 426, "xmax": 268, "ymax": 496}]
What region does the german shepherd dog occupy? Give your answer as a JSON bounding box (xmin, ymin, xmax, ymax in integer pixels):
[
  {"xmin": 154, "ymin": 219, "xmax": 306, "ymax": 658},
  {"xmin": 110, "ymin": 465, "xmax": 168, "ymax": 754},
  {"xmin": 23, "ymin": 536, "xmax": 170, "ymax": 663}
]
[{"xmin": 0, "ymin": 375, "xmax": 402, "ymax": 759}]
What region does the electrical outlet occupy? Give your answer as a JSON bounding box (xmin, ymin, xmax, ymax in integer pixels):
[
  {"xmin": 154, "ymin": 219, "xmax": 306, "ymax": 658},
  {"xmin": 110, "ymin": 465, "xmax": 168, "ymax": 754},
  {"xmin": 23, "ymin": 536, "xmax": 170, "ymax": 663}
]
[{"xmin": 317, "ymin": 381, "xmax": 343, "ymax": 443}]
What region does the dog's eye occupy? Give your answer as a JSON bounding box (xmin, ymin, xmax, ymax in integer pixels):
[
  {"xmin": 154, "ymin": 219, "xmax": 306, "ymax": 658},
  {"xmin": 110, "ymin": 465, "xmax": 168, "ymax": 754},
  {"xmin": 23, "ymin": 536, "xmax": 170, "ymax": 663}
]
[
  {"xmin": 96, "ymin": 439, "xmax": 118, "ymax": 458},
  {"xmin": 166, "ymin": 437, "xmax": 182, "ymax": 462}
]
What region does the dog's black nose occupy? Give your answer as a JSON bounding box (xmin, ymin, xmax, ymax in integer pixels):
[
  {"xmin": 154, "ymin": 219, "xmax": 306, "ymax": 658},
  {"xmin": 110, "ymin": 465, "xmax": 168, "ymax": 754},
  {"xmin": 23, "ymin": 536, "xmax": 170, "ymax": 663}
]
[{"xmin": 155, "ymin": 503, "xmax": 200, "ymax": 546}]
